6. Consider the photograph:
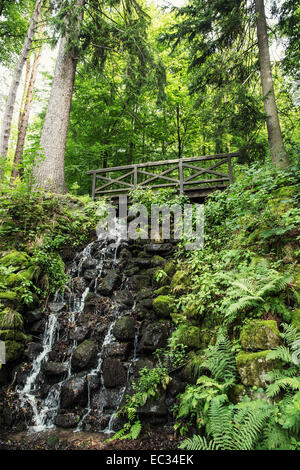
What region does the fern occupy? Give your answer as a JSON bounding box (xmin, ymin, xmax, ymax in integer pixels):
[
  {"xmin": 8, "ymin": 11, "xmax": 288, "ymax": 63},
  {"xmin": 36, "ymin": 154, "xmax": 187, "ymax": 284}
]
[
  {"xmin": 180, "ymin": 398, "xmax": 272, "ymax": 451},
  {"xmin": 180, "ymin": 435, "xmax": 219, "ymax": 450},
  {"xmin": 221, "ymin": 268, "xmax": 293, "ymax": 325},
  {"xmin": 201, "ymin": 330, "xmax": 237, "ymax": 383}
]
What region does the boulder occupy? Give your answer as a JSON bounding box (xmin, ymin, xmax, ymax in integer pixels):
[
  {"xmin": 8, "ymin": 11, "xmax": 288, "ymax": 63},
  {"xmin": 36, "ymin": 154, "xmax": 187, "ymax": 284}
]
[
  {"xmin": 138, "ymin": 395, "xmax": 168, "ymax": 416},
  {"xmin": 146, "ymin": 244, "xmax": 173, "ymax": 254},
  {"xmin": 113, "ymin": 316, "xmax": 135, "ymax": 341},
  {"xmin": 170, "ymin": 270, "xmax": 189, "ymax": 295},
  {"xmin": 102, "ymin": 358, "xmax": 127, "ymax": 388},
  {"xmin": 173, "ymin": 325, "xmax": 202, "ymax": 350},
  {"xmin": 236, "ymin": 350, "xmax": 280, "ymax": 387},
  {"xmin": 126, "ymin": 274, "xmax": 151, "ymax": 291},
  {"xmin": 113, "ymin": 290, "xmax": 134, "ymax": 308},
  {"xmin": 71, "ymin": 340, "xmax": 98, "ymax": 371},
  {"xmin": 83, "ymin": 269, "xmax": 98, "ymax": 281},
  {"xmin": 23, "ymin": 342, "xmax": 43, "ymax": 361},
  {"xmin": 101, "ymin": 342, "xmax": 131, "ymax": 360},
  {"xmin": 42, "ymin": 361, "xmax": 68, "ymax": 378},
  {"xmin": 60, "ymin": 377, "xmax": 87, "ymax": 408},
  {"xmin": 4, "ymin": 340, "xmax": 24, "ymax": 362},
  {"xmin": 24, "ymin": 309, "xmax": 42, "ymax": 324},
  {"xmin": 153, "ymin": 295, "xmax": 175, "ymax": 318},
  {"xmin": 240, "ymin": 320, "xmax": 281, "ymax": 351},
  {"xmin": 54, "ymin": 413, "xmax": 79, "ymax": 428},
  {"xmin": 139, "ymin": 322, "xmax": 169, "ymax": 352},
  {"xmin": 97, "ymin": 270, "xmax": 121, "ymax": 296}
]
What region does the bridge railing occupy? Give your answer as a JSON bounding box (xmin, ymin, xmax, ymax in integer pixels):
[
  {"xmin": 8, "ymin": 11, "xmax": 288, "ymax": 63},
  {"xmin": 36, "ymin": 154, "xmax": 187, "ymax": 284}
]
[{"xmin": 87, "ymin": 152, "xmax": 239, "ymax": 199}]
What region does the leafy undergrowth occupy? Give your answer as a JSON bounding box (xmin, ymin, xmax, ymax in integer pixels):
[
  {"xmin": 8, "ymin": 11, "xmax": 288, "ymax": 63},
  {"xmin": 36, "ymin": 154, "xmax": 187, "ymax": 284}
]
[
  {"xmin": 116, "ymin": 161, "xmax": 300, "ymax": 449},
  {"xmin": 0, "ymin": 186, "xmax": 103, "ymax": 365}
]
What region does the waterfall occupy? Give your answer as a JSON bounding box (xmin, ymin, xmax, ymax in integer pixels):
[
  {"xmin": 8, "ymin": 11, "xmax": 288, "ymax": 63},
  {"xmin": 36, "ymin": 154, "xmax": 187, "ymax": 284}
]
[{"xmin": 17, "ymin": 227, "xmax": 138, "ymax": 434}]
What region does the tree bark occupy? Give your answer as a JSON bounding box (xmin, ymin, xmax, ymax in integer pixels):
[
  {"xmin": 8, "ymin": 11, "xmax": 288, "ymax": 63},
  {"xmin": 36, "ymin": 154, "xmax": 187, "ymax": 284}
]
[
  {"xmin": 11, "ymin": 41, "xmax": 43, "ymax": 181},
  {"xmin": 0, "ymin": 0, "xmax": 42, "ymax": 179},
  {"xmin": 255, "ymin": 0, "xmax": 289, "ymax": 168},
  {"xmin": 33, "ymin": 0, "xmax": 85, "ymax": 193}
]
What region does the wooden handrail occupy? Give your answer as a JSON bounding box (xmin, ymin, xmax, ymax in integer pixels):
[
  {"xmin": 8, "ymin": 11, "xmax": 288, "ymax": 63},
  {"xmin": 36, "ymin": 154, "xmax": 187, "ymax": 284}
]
[{"xmin": 87, "ymin": 152, "xmax": 239, "ymax": 199}]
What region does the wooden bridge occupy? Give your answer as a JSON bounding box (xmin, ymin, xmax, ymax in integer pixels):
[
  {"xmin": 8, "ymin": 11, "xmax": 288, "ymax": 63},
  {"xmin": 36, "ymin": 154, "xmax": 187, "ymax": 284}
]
[{"xmin": 87, "ymin": 152, "xmax": 238, "ymax": 201}]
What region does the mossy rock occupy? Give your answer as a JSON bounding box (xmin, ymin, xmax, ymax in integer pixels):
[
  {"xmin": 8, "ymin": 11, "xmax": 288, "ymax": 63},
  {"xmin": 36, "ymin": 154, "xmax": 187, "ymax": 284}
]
[
  {"xmin": 151, "ymin": 255, "xmax": 166, "ymax": 267},
  {"xmin": 154, "ymin": 286, "xmax": 170, "ymax": 296},
  {"xmin": 236, "ymin": 350, "xmax": 280, "ymax": 388},
  {"xmin": 173, "ymin": 325, "xmax": 202, "ymax": 350},
  {"xmin": 0, "ymin": 330, "xmax": 29, "ymax": 342},
  {"xmin": 1, "ymin": 251, "xmax": 30, "ymax": 268},
  {"xmin": 170, "ymin": 313, "xmax": 186, "ymax": 325},
  {"xmin": 170, "ymin": 271, "xmax": 189, "ymax": 295},
  {"xmin": 113, "ymin": 316, "xmax": 135, "ymax": 341},
  {"xmin": 240, "ymin": 320, "xmax": 281, "ymax": 351},
  {"xmin": 153, "ymin": 295, "xmax": 175, "ymax": 318},
  {"xmin": 0, "ymin": 291, "xmax": 18, "ymax": 302},
  {"xmin": 0, "ymin": 308, "xmax": 23, "ymax": 330},
  {"xmin": 164, "ymin": 262, "xmax": 176, "ymax": 277},
  {"xmin": 5, "ymin": 340, "xmax": 24, "ymax": 363},
  {"xmin": 5, "ymin": 266, "xmax": 37, "ymax": 287},
  {"xmin": 292, "ymin": 309, "xmax": 300, "ymax": 331}
]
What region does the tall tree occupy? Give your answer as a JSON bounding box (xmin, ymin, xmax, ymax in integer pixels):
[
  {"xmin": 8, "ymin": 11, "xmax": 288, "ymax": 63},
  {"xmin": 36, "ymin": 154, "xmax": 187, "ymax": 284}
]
[
  {"xmin": 33, "ymin": 0, "xmax": 85, "ymax": 192},
  {"xmin": 0, "ymin": 0, "xmax": 42, "ymax": 179},
  {"xmin": 11, "ymin": 27, "xmax": 44, "ymax": 181},
  {"xmin": 255, "ymin": 0, "xmax": 289, "ymax": 167},
  {"xmin": 170, "ymin": 0, "xmax": 290, "ymax": 168}
]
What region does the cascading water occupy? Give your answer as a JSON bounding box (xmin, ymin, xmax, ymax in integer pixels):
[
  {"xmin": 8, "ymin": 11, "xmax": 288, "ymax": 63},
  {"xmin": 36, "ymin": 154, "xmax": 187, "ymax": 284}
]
[{"xmin": 17, "ymin": 220, "xmax": 139, "ymax": 434}]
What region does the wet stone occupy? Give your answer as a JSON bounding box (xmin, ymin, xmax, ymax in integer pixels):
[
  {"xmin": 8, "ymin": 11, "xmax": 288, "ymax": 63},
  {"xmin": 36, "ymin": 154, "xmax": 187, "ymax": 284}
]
[
  {"xmin": 71, "ymin": 340, "xmax": 98, "ymax": 371},
  {"xmin": 146, "ymin": 243, "xmax": 173, "ymax": 254},
  {"xmin": 102, "ymin": 358, "xmax": 127, "ymax": 388},
  {"xmin": 54, "ymin": 413, "xmax": 79, "ymax": 428},
  {"xmin": 101, "ymin": 342, "xmax": 131, "ymax": 359},
  {"xmin": 23, "ymin": 342, "xmax": 43, "ymax": 361},
  {"xmin": 97, "ymin": 270, "xmax": 121, "ymax": 296},
  {"xmin": 83, "ymin": 269, "xmax": 98, "ymax": 281},
  {"xmin": 42, "ymin": 361, "xmax": 68, "ymax": 378},
  {"xmin": 60, "ymin": 377, "xmax": 87, "ymax": 409},
  {"xmin": 113, "ymin": 316, "xmax": 135, "ymax": 341}
]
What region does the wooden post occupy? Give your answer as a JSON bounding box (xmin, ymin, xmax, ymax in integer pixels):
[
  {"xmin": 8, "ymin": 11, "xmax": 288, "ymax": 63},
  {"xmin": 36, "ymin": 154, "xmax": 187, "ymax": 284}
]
[
  {"xmin": 134, "ymin": 165, "xmax": 138, "ymax": 188},
  {"xmin": 179, "ymin": 159, "xmax": 183, "ymax": 194},
  {"xmin": 92, "ymin": 173, "xmax": 96, "ymax": 200},
  {"xmin": 227, "ymin": 155, "xmax": 233, "ymax": 184}
]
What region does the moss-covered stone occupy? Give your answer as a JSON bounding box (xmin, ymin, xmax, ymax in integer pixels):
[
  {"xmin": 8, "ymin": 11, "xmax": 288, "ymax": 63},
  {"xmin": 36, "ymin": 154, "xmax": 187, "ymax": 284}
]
[
  {"xmin": 151, "ymin": 255, "xmax": 166, "ymax": 267},
  {"xmin": 240, "ymin": 320, "xmax": 281, "ymax": 351},
  {"xmin": 0, "ymin": 330, "xmax": 29, "ymax": 342},
  {"xmin": 170, "ymin": 271, "xmax": 189, "ymax": 295},
  {"xmin": 173, "ymin": 325, "xmax": 202, "ymax": 350},
  {"xmin": 0, "ymin": 291, "xmax": 18, "ymax": 302},
  {"xmin": 292, "ymin": 309, "xmax": 300, "ymax": 331},
  {"xmin": 154, "ymin": 286, "xmax": 170, "ymax": 296},
  {"xmin": 0, "ymin": 308, "xmax": 23, "ymax": 330},
  {"xmin": 153, "ymin": 295, "xmax": 175, "ymax": 318},
  {"xmin": 164, "ymin": 261, "xmax": 176, "ymax": 277},
  {"xmin": 236, "ymin": 350, "xmax": 279, "ymax": 388},
  {"xmin": 113, "ymin": 316, "xmax": 135, "ymax": 341},
  {"xmin": 1, "ymin": 251, "xmax": 30, "ymax": 268},
  {"xmin": 5, "ymin": 340, "xmax": 24, "ymax": 362}
]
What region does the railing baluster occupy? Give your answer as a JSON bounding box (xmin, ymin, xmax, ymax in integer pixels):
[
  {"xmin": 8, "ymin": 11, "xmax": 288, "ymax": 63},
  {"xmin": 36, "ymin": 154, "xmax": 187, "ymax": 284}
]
[
  {"xmin": 179, "ymin": 159, "xmax": 183, "ymax": 194},
  {"xmin": 134, "ymin": 165, "xmax": 138, "ymax": 188},
  {"xmin": 92, "ymin": 173, "xmax": 96, "ymax": 200},
  {"xmin": 227, "ymin": 155, "xmax": 233, "ymax": 184}
]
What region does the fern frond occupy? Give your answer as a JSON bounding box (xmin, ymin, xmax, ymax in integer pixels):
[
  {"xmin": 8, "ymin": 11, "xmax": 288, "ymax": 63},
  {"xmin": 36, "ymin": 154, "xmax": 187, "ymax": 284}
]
[{"xmin": 180, "ymin": 435, "xmax": 219, "ymax": 450}]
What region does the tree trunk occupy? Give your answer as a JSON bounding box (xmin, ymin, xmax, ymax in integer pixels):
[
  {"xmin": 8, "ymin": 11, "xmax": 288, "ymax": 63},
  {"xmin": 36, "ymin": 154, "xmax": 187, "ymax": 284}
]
[
  {"xmin": 33, "ymin": 0, "xmax": 85, "ymax": 193},
  {"xmin": 0, "ymin": 0, "xmax": 42, "ymax": 179},
  {"xmin": 255, "ymin": 0, "xmax": 289, "ymax": 167},
  {"xmin": 11, "ymin": 42, "xmax": 43, "ymax": 181},
  {"xmin": 176, "ymin": 104, "xmax": 182, "ymax": 158}
]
